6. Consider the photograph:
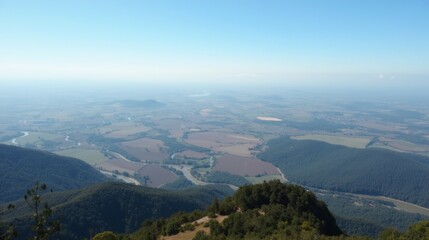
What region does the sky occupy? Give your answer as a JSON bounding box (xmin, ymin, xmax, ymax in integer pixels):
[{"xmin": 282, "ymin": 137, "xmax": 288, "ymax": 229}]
[{"xmin": 0, "ymin": 0, "xmax": 428, "ymax": 86}]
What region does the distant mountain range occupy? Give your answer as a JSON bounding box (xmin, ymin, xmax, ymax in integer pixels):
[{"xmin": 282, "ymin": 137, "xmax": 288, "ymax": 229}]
[
  {"xmin": 0, "ymin": 144, "xmax": 107, "ymax": 203},
  {"xmin": 111, "ymin": 99, "xmax": 165, "ymax": 108}
]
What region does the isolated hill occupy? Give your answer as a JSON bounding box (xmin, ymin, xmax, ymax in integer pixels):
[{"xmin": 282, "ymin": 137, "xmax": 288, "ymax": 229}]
[
  {"xmin": 113, "ymin": 99, "xmax": 165, "ymax": 108},
  {"xmin": 131, "ymin": 180, "xmax": 344, "ymax": 239},
  {"xmin": 0, "ymin": 144, "xmax": 106, "ymax": 203},
  {"xmin": 2, "ymin": 182, "xmax": 233, "ymax": 240},
  {"xmin": 258, "ymin": 137, "xmax": 429, "ymax": 208}
]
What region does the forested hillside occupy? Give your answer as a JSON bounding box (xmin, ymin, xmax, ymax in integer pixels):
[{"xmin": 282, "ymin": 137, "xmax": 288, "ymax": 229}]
[
  {"xmin": 0, "ymin": 144, "xmax": 106, "ymax": 203},
  {"xmin": 131, "ymin": 180, "xmax": 345, "ymax": 240},
  {"xmin": 318, "ymin": 193, "xmax": 428, "ymax": 237},
  {"xmin": 378, "ymin": 220, "xmax": 429, "ymax": 239},
  {"xmin": 258, "ymin": 137, "xmax": 429, "ymax": 207},
  {"xmin": 1, "ymin": 182, "xmax": 233, "ymax": 240}
]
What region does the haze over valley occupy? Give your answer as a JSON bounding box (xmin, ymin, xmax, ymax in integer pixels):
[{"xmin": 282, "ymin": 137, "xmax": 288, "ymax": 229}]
[
  {"xmin": 1, "ymin": 82, "xmax": 429, "ymax": 238},
  {"xmin": 1, "ymin": 1, "xmax": 429, "ymax": 239}
]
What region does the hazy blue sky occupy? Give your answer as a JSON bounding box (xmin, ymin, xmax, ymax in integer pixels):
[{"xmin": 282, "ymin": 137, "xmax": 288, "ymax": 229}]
[{"xmin": 0, "ymin": 0, "xmax": 428, "ymax": 86}]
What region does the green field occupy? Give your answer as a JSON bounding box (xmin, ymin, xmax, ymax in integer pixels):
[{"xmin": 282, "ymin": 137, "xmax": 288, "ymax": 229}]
[
  {"xmin": 350, "ymin": 194, "xmax": 429, "ymax": 217},
  {"xmin": 97, "ymin": 122, "xmax": 151, "ymax": 138},
  {"xmin": 16, "ymin": 132, "xmax": 64, "ymax": 145},
  {"xmin": 55, "ymin": 148, "xmax": 110, "ymax": 166},
  {"xmin": 283, "ymin": 109, "xmax": 314, "ymax": 122},
  {"xmin": 370, "ymin": 138, "xmax": 429, "ymax": 157},
  {"xmin": 245, "ymin": 174, "xmax": 285, "ymax": 184},
  {"xmin": 378, "ymin": 138, "xmax": 429, "ymax": 152},
  {"xmin": 291, "ymin": 134, "xmax": 371, "ymax": 149},
  {"xmin": 38, "ymin": 111, "xmax": 74, "ymax": 121}
]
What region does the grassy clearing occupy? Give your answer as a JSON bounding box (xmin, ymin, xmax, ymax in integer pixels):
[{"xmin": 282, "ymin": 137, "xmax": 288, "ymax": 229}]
[
  {"xmin": 161, "ymin": 223, "xmax": 207, "ymax": 240},
  {"xmin": 245, "ymin": 174, "xmax": 284, "ymax": 184},
  {"xmin": 381, "ymin": 138, "xmax": 429, "ymax": 152},
  {"xmin": 194, "ymin": 167, "xmax": 211, "ymax": 176},
  {"xmin": 55, "ymin": 148, "xmax": 109, "ymax": 166},
  {"xmin": 370, "ymin": 143, "xmax": 403, "ymax": 152},
  {"xmin": 185, "ymin": 132, "xmax": 259, "ymax": 157},
  {"xmin": 16, "ymin": 132, "xmax": 63, "ymax": 145},
  {"xmin": 176, "ymin": 150, "xmax": 208, "ymax": 159},
  {"xmin": 386, "ymin": 197, "xmax": 429, "ymax": 217},
  {"xmin": 371, "ymin": 138, "xmax": 429, "ymax": 156},
  {"xmin": 106, "ymin": 126, "xmax": 151, "ymax": 138},
  {"xmin": 162, "ymin": 215, "xmax": 228, "ymax": 240},
  {"xmin": 98, "ymin": 159, "xmax": 144, "ymax": 175},
  {"xmin": 284, "ymin": 109, "xmax": 314, "ymax": 122},
  {"xmin": 98, "ymin": 122, "xmax": 151, "ymax": 138},
  {"xmin": 291, "ymin": 134, "xmax": 371, "ymax": 149},
  {"xmin": 216, "ymin": 143, "xmax": 255, "ymax": 157},
  {"xmin": 351, "ymin": 194, "xmax": 429, "ymax": 217},
  {"xmin": 38, "ymin": 111, "xmax": 73, "ymax": 121}
]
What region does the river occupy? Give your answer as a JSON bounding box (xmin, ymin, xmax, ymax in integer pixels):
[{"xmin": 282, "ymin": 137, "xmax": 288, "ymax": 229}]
[
  {"xmin": 11, "ymin": 131, "xmax": 29, "ymax": 145},
  {"xmin": 103, "ymin": 151, "xmax": 429, "ymax": 216}
]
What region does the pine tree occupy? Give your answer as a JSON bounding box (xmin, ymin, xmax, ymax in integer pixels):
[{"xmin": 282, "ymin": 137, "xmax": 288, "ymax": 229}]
[{"xmin": 24, "ymin": 182, "xmax": 60, "ymax": 240}]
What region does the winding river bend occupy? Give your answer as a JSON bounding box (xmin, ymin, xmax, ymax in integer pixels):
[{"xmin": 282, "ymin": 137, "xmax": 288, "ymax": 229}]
[{"xmin": 11, "ymin": 131, "xmax": 29, "ymax": 145}]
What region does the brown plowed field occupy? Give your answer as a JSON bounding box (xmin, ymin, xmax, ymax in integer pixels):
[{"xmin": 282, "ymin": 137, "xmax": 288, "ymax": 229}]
[
  {"xmin": 213, "ymin": 154, "xmax": 279, "ymax": 177},
  {"xmin": 176, "ymin": 150, "xmax": 208, "ymax": 159},
  {"xmin": 120, "ymin": 138, "xmax": 169, "ymax": 162},
  {"xmin": 137, "ymin": 165, "xmax": 178, "ymax": 187}
]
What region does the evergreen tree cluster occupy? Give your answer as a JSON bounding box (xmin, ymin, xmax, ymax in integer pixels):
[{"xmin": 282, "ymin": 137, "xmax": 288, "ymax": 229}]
[
  {"xmin": 131, "ymin": 181, "xmax": 347, "ymax": 240},
  {"xmin": 379, "ymin": 221, "xmax": 429, "ymax": 240},
  {"xmin": 1, "ymin": 182, "xmax": 231, "ymax": 240}
]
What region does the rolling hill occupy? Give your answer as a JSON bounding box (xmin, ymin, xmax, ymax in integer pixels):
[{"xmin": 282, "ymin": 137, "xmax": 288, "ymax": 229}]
[
  {"xmin": 0, "ymin": 144, "xmax": 107, "ymax": 203},
  {"xmin": 1, "ymin": 182, "xmax": 233, "ymax": 240},
  {"xmin": 130, "ymin": 180, "xmax": 344, "ymax": 239},
  {"xmin": 258, "ymin": 137, "xmax": 429, "ymax": 208},
  {"xmin": 113, "ymin": 99, "xmax": 165, "ymax": 108}
]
